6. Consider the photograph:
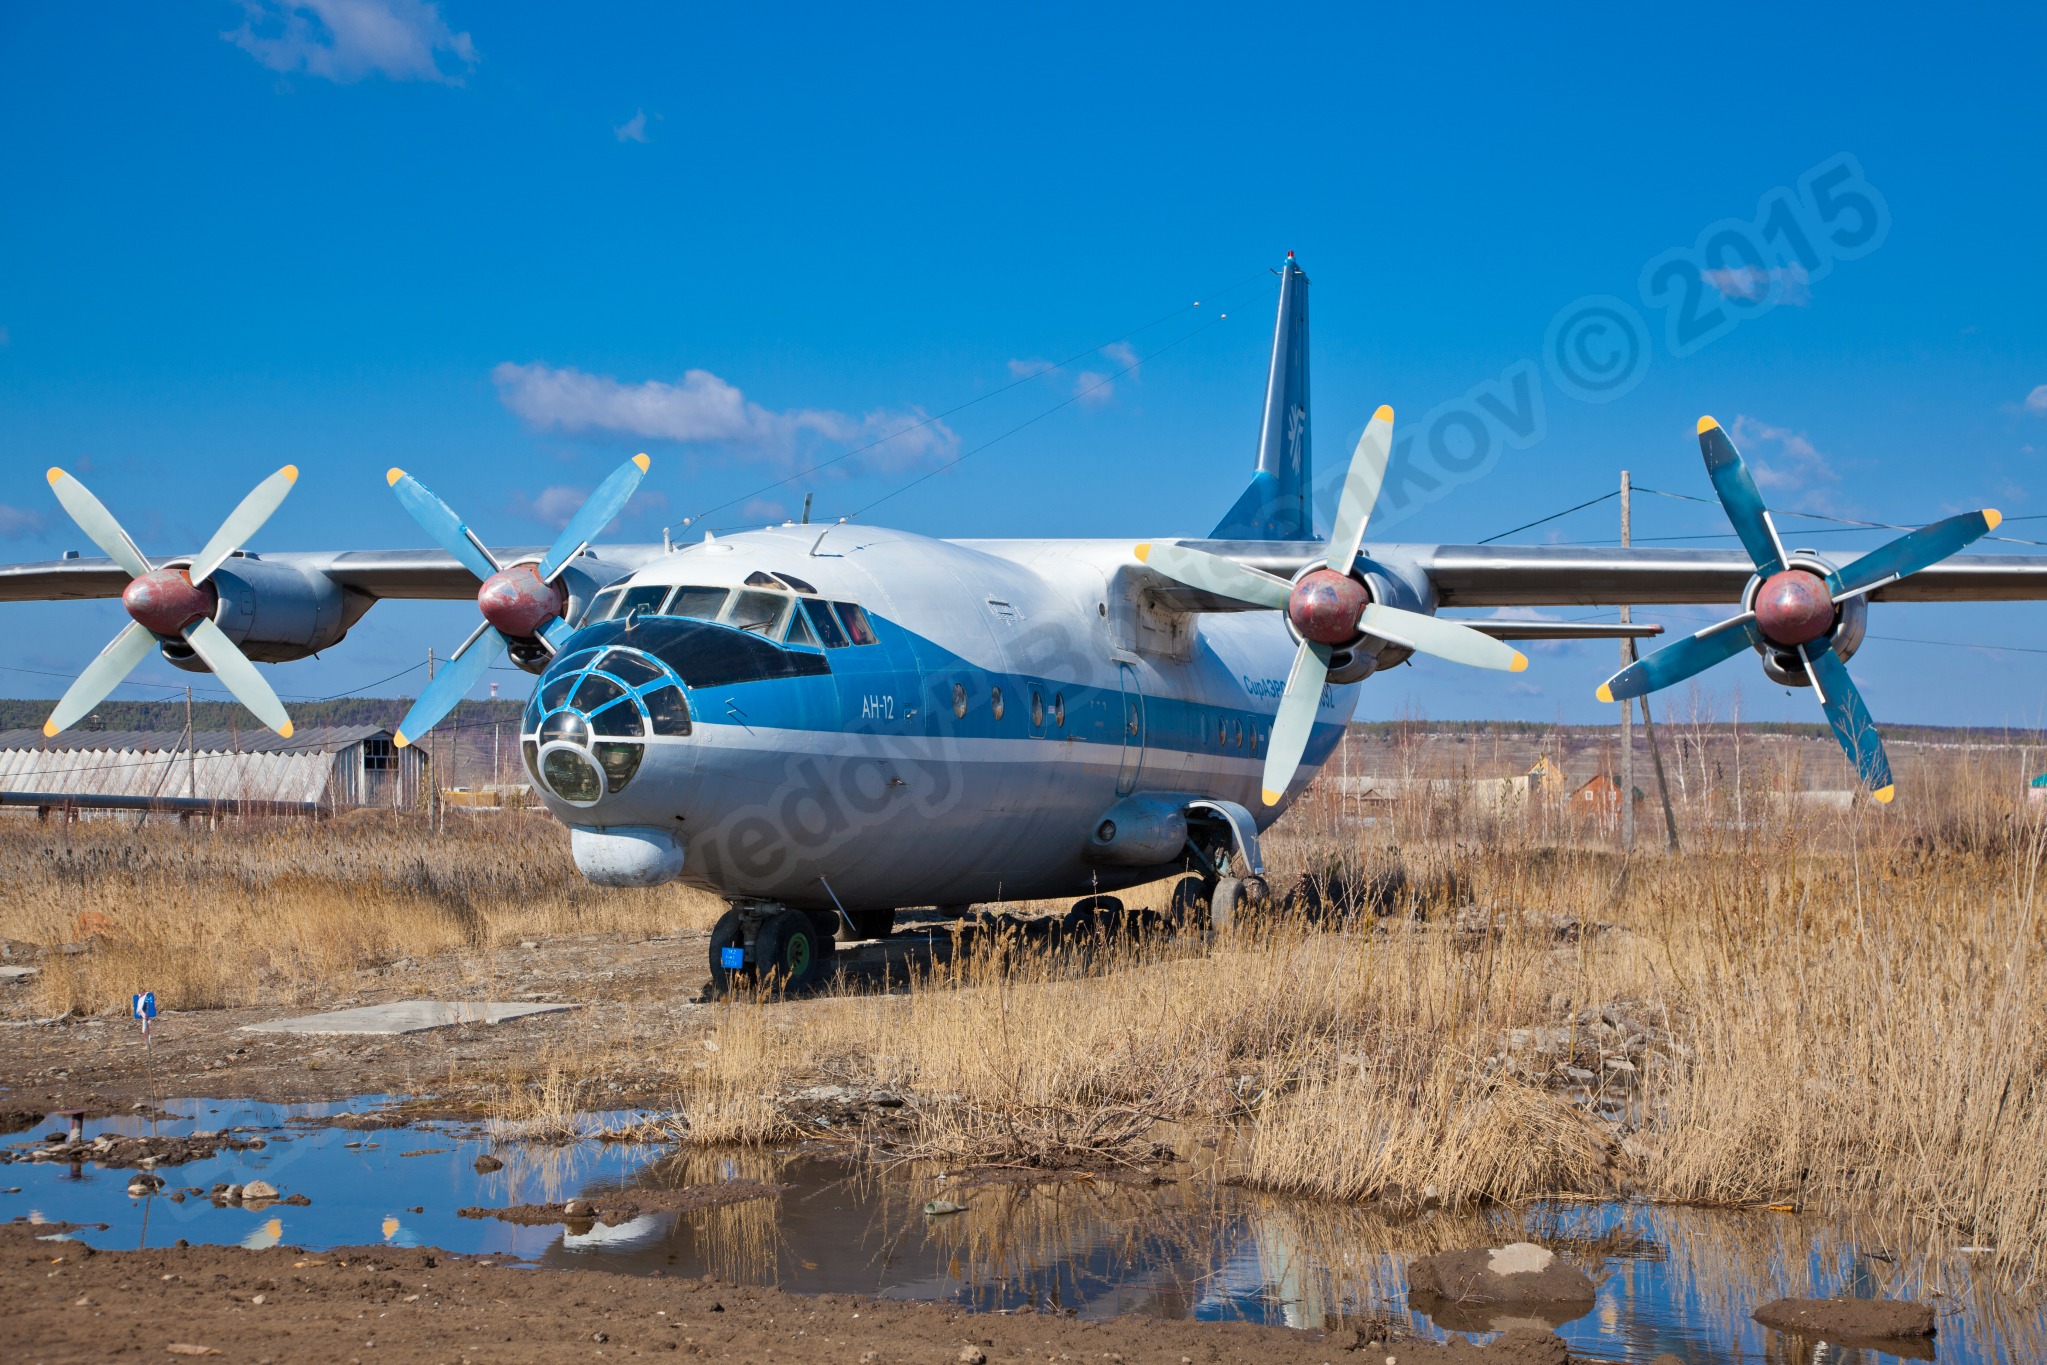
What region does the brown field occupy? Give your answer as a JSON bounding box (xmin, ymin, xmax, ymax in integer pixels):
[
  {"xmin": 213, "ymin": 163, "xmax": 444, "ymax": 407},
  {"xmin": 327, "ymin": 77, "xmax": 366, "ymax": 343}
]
[{"xmin": 5, "ymin": 719, "xmax": 2047, "ymax": 1280}]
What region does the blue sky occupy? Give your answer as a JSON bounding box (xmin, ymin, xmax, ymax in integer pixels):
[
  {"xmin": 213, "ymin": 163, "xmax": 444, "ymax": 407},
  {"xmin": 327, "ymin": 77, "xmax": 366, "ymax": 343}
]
[{"xmin": 3, "ymin": 2, "xmax": 2045, "ymax": 728}]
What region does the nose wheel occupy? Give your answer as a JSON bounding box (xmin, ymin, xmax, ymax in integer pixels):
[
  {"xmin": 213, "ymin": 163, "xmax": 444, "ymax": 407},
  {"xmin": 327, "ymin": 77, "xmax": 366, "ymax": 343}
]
[{"xmin": 707, "ymin": 903, "xmax": 837, "ymax": 997}]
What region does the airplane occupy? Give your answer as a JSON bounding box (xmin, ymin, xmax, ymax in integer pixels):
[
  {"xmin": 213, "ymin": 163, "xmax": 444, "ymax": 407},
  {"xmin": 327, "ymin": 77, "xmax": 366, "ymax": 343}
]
[{"xmin": 6, "ymin": 253, "xmax": 2043, "ymax": 992}]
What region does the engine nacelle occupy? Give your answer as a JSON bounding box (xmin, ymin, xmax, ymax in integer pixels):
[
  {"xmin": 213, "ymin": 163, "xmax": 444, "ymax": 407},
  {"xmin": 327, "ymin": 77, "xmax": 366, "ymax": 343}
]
[
  {"xmin": 1744, "ymin": 551, "xmax": 1866, "ymax": 687},
  {"xmin": 159, "ymin": 556, "xmax": 370, "ymax": 670},
  {"xmin": 1290, "ymin": 562, "xmax": 1429, "ymax": 685}
]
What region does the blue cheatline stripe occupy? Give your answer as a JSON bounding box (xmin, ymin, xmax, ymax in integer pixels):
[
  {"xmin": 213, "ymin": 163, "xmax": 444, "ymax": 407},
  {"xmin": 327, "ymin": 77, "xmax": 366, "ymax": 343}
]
[{"xmin": 536, "ymin": 610, "xmax": 1354, "ymax": 768}]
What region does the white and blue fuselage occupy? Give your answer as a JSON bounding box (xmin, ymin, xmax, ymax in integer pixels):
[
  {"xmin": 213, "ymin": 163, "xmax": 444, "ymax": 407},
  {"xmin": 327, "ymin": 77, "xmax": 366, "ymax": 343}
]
[{"xmin": 522, "ymin": 525, "xmax": 1357, "ymax": 909}]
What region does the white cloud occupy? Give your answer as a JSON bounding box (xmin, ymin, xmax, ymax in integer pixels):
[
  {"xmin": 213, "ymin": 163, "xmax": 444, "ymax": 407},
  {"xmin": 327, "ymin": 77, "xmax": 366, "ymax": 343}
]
[
  {"xmin": 2025, "ymin": 385, "xmax": 2047, "ymax": 415},
  {"xmin": 491, "ymin": 362, "xmax": 957, "ymax": 473},
  {"xmin": 1006, "ymin": 341, "xmax": 1142, "ymax": 409},
  {"xmin": 0, "ymin": 503, "xmax": 44, "ymax": 539},
  {"xmin": 225, "ymin": 0, "xmax": 478, "ymax": 84},
  {"xmin": 1732, "ymin": 415, "xmax": 1838, "ymax": 498},
  {"xmin": 507, "ymin": 483, "xmax": 668, "ymax": 530},
  {"xmin": 1701, "ymin": 263, "xmax": 1811, "ymax": 307},
  {"xmin": 741, "ymin": 498, "xmax": 787, "ymax": 523},
  {"xmin": 614, "ymin": 110, "xmax": 649, "ymax": 143}
]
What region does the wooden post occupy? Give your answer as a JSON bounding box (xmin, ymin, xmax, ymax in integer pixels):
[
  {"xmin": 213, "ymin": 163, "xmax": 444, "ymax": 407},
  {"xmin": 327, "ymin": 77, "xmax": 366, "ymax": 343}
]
[{"xmin": 1620, "ymin": 471, "xmax": 1634, "ymax": 849}]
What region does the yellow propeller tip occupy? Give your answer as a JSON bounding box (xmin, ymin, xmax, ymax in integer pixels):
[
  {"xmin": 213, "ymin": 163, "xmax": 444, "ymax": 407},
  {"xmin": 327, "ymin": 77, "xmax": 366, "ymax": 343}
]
[
  {"xmin": 1872, "ymin": 784, "xmax": 1896, "ymax": 805},
  {"xmin": 632, "ymin": 453, "xmax": 651, "ymax": 472},
  {"xmin": 1261, "ymin": 788, "xmax": 1284, "ymax": 807},
  {"xmin": 393, "ymin": 731, "xmax": 410, "ymax": 749},
  {"xmin": 276, "ymin": 721, "xmax": 294, "ymax": 739},
  {"xmin": 45, "ymin": 468, "xmax": 64, "ymax": 485},
  {"xmin": 1984, "ymin": 509, "xmax": 2003, "ymax": 530},
  {"xmin": 1133, "ymin": 543, "xmax": 1151, "ymax": 562},
  {"xmin": 386, "ymin": 468, "xmax": 405, "ymax": 486},
  {"xmin": 1697, "ymin": 415, "xmax": 1720, "ymax": 434},
  {"xmin": 1595, "ymin": 684, "xmax": 1614, "ymax": 703},
  {"xmin": 1373, "ymin": 404, "xmax": 1394, "ymax": 422},
  {"xmin": 280, "ymin": 465, "xmax": 299, "ymax": 483},
  {"xmin": 42, "ymin": 720, "xmax": 59, "ymax": 737},
  {"xmin": 1509, "ymin": 652, "xmax": 1528, "ymax": 673}
]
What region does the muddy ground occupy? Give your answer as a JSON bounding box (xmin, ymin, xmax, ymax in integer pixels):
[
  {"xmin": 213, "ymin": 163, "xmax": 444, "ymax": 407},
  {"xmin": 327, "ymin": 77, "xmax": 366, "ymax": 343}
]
[
  {"xmin": 2, "ymin": 928, "xmax": 738, "ymax": 1119},
  {"xmin": 6, "ymin": 1222, "xmax": 1594, "ymax": 1365}
]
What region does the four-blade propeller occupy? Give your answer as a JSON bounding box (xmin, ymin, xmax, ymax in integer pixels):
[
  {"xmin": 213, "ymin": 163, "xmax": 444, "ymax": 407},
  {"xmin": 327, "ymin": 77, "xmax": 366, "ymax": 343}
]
[
  {"xmin": 1136, "ymin": 406, "xmax": 1528, "ymax": 807},
  {"xmin": 1595, "ymin": 416, "xmax": 2000, "ymax": 802},
  {"xmin": 384, "ymin": 453, "xmax": 652, "ymax": 748},
  {"xmin": 41, "ymin": 466, "xmax": 300, "ymax": 738}
]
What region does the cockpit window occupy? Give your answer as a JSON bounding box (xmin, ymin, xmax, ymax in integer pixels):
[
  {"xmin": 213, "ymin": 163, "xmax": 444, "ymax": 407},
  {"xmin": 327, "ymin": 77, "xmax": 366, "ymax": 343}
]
[
  {"xmin": 784, "ymin": 609, "xmax": 819, "ymax": 648},
  {"xmin": 834, "ymin": 602, "xmax": 879, "ymax": 646},
  {"xmin": 725, "ymin": 589, "xmax": 788, "ymax": 636},
  {"xmin": 801, "ymin": 598, "xmax": 848, "ymax": 648},
  {"xmin": 583, "ymin": 587, "xmax": 623, "ymax": 625},
  {"xmin": 772, "ymin": 571, "xmax": 818, "ymax": 594},
  {"xmin": 668, "ymin": 586, "xmax": 729, "ymax": 621},
  {"xmin": 552, "ymin": 615, "xmax": 831, "ymax": 689},
  {"xmin": 572, "ymin": 672, "xmax": 626, "ymax": 712},
  {"xmin": 612, "ymin": 585, "xmax": 672, "ymax": 620}
]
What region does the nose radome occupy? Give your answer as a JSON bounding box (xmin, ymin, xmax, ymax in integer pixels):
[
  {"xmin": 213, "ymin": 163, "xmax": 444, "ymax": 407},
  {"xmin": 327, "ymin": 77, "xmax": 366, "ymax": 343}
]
[
  {"xmin": 477, "ymin": 563, "xmax": 564, "ymax": 638},
  {"xmin": 121, "ymin": 568, "xmax": 215, "ymax": 636},
  {"xmin": 1754, "ymin": 569, "xmax": 1835, "ymax": 646},
  {"xmin": 1287, "ymin": 569, "xmax": 1368, "ymax": 646}
]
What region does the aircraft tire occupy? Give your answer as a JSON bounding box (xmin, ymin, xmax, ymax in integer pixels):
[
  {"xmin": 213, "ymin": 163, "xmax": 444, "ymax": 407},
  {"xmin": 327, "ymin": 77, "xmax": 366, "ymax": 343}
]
[
  {"xmin": 1169, "ymin": 876, "xmax": 1210, "ymax": 931},
  {"xmin": 1208, "ymin": 877, "xmax": 1243, "ymax": 932},
  {"xmin": 756, "ymin": 908, "xmax": 833, "ymax": 994},
  {"xmin": 707, "ymin": 907, "xmax": 751, "ymax": 996}
]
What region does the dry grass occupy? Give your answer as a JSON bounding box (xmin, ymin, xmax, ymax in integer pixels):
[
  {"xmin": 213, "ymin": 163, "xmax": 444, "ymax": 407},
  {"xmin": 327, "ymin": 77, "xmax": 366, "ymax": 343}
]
[
  {"xmin": 0, "ymin": 808, "xmax": 725, "ymax": 1015},
  {"xmin": 7, "ymin": 719, "xmax": 2047, "ymax": 1276}
]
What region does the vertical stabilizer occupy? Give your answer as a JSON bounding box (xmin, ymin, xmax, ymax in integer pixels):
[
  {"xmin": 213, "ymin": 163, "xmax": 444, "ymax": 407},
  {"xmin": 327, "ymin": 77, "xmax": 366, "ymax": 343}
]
[{"xmin": 1210, "ymin": 253, "xmax": 1313, "ymax": 541}]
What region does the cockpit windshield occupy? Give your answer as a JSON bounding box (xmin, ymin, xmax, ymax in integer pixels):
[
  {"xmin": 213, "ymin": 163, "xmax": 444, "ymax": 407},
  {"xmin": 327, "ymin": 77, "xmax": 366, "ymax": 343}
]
[{"xmin": 580, "ymin": 580, "xmax": 878, "ymax": 649}]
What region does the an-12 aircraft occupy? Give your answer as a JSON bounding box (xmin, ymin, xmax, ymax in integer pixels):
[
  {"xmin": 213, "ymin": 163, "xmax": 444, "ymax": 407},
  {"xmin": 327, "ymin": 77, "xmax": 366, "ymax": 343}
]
[{"xmin": 6, "ymin": 254, "xmax": 2042, "ymax": 988}]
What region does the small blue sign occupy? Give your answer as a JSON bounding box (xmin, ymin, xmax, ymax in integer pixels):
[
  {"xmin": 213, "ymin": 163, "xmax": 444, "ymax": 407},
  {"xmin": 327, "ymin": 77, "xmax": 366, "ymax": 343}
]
[
  {"xmin": 719, "ymin": 947, "xmax": 746, "ymax": 970},
  {"xmin": 132, "ymin": 991, "xmax": 156, "ymax": 1020}
]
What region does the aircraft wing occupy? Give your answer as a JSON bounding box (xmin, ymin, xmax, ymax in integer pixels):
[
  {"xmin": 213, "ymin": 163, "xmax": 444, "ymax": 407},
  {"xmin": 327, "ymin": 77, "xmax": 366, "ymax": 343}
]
[
  {"xmin": 1176, "ymin": 541, "xmax": 2047, "ymax": 607},
  {"xmin": 0, "ymin": 545, "xmax": 666, "ymax": 603}
]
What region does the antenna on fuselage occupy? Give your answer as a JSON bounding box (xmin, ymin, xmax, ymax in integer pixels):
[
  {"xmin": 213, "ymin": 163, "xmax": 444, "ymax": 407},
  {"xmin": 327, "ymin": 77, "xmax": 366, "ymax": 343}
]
[{"xmin": 800, "ymin": 493, "xmax": 813, "ymax": 525}]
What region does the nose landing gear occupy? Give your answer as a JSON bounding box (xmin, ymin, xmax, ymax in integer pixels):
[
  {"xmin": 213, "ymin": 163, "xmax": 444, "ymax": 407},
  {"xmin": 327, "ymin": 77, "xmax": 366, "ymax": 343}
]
[{"xmin": 707, "ymin": 903, "xmax": 838, "ymax": 997}]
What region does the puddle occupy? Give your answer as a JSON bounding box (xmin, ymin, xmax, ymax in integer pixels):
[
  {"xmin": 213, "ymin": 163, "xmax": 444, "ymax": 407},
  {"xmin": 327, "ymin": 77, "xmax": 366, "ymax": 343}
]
[{"xmin": 5, "ymin": 1098, "xmax": 2042, "ymax": 1363}]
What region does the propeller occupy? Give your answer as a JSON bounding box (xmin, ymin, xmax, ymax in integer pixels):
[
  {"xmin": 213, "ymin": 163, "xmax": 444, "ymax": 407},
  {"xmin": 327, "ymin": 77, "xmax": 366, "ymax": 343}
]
[
  {"xmin": 1596, "ymin": 416, "xmax": 2000, "ymax": 802},
  {"xmin": 1136, "ymin": 406, "xmax": 1528, "ymax": 807},
  {"xmin": 385, "ymin": 453, "xmax": 651, "ymax": 747},
  {"xmin": 41, "ymin": 466, "xmax": 299, "ymax": 738}
]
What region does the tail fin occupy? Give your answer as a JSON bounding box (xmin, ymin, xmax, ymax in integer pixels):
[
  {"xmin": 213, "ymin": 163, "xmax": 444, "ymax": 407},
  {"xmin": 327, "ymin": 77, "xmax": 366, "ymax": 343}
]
[{"xmin": 1210, "ymin": 252, "xmax": 1313, "ymax": 541}]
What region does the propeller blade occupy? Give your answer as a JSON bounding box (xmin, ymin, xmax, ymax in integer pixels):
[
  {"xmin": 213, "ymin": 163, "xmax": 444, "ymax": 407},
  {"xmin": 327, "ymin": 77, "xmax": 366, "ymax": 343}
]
[
  {"xmin": 188, "ymin": 466, "xmax": 299, "ymax": 584},
  {"xmin": 1325, "ymin": 405, "xmax": 1395, "ymax": 573},
  {"xmin": 1698, "ymin": 417, "xmax": 1787, "ymax": 575},
  {"xmin": 387, "ymin": 469, "xmax": 500, "ymax": 582},
  {"xmin": 46, "ymin": 469, "xmax": 150, "ymax": 579},
  {"xmin": 1828, "ymin": 509, "xmax": 2001, "ymax": 600},
  {"xmin": 1358, "ymin": 603, "xmax": 1527, "ymax": 672},
  {"xmin": 181, "ymin": 617, "xmax": 293, "ymax": 737},
  {"xmin": 395, "ymin": 628, "xmax": 507, "ymax": 748},
  {"xmin": 43, "ymin": 623, "xmax": 157, "ymax": 736},
  {"xmin": 1134, "ymin": 542, "xmax": 1291, "ymax": 609},
  {"xmin": 1597, "ymin": 611, "xmax": 1759, "ymax": 703},
  {"xmin": 538, "ymin": 454, "xmax": 651, "ymax": 582},
  {"xmin": 1802, "ymin": 643, "xmax": 1894, "ymax": 801},
  {"xmin": 1260, "ymin": 639, "xmax": 1332, "ymax": 807}
]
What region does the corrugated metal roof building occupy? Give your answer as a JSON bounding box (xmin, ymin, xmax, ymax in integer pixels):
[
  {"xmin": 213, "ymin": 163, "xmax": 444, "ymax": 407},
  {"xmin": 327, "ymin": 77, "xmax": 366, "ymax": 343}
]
[{"xmin": 0, "ymin": 726, "xmax": 427, "ymax": 811}]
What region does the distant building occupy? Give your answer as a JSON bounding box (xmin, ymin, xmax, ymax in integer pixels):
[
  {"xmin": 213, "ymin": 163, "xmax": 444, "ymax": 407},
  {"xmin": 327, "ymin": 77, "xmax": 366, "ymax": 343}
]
[
  {"xmin": 0, "ymin": 726, "xmax": 427, "ymax": 815},
  {"xmin": 1570, "ymin": 772, "xmax": 1644, "ymax": 810}
]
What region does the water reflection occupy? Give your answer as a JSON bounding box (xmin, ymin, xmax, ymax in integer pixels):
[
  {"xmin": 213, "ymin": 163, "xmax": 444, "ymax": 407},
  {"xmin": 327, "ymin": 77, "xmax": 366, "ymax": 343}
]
[{"xmin": 3, "ymin": 1101, "xmax": 2036, "ymax": 1363}]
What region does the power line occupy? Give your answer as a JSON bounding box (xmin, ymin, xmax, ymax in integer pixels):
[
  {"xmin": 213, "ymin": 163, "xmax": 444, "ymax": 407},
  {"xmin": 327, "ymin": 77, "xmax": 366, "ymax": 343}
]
[
  {"xmin": 1476, "ymin": 491, "xmax": 1618, "ymax": 544},
  {"xmin": 849, "ymin": 312, "xmax": 1232, "ymax": 520}
]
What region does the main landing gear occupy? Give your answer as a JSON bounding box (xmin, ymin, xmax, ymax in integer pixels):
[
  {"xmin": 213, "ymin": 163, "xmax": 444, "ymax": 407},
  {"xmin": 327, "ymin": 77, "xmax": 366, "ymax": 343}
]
[{"xmin": 709, "ymin": 903, "xmax": 840, "ymax": 996}]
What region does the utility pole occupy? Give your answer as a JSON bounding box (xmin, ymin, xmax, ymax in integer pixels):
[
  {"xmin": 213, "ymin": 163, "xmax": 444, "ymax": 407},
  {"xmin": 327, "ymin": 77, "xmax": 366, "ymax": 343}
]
[
  {"xmin": 1620, "ymin": 471, "xmax": 1634, "ymax": 849},
  {"xmin": 184, "ymin": 686, "xmax": 195, "ymax": 799},
  {"xmin": 426, "ymin": 647, "xmax": 439, "ymax": 834}
]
